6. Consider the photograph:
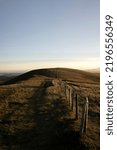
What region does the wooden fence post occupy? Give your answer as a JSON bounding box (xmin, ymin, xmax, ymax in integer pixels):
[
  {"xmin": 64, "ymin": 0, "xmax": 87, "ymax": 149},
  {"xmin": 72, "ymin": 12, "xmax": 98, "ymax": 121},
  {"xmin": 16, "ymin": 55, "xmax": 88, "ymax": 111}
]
[
  {"xmin": 71, "ymin": 90, "xmax": 74, "ymax": 111},
  {"xmin": 84, "ymin": 97, "xmax": 89, "ymax": 133},
  {"xmin": 75, "ymin": 93, "xmax": 79, "ymax": 119},
  {"xmin": 65, "ymin": 85, "xmax": 68, "ymax": 100},
  {"xmin": 66, "ymin": 85, "xmax": 69, "ymax": 104},
  {"xmin": 80, "ymin": 97, "xmax": 89, "ymax": 135},
  {"xmin": 68, "ymin": 87, "xmax": 70, "ymax": 107},
  {"xmin": 61, "ymin": 81, "xmax": 65, "ymax": 93},
  {"xmin": 69, "ymin": 87, "xmax": 72, "ymax": 108}
]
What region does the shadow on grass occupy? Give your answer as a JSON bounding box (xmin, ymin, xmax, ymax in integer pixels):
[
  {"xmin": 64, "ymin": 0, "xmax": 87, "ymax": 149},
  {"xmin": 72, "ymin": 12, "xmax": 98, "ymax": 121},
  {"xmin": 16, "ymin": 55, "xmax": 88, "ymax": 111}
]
[{"xmin": 0, "ymin": 81, "xmax": 85, "ymax": 150}]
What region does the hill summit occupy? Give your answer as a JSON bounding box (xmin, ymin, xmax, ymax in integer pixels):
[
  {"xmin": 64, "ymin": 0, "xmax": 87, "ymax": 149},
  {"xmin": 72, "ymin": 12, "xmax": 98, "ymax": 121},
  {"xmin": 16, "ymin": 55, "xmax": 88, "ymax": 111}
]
[{"xmin": 3, "ymin": 68, "xmax": 99, "ymax": 85}]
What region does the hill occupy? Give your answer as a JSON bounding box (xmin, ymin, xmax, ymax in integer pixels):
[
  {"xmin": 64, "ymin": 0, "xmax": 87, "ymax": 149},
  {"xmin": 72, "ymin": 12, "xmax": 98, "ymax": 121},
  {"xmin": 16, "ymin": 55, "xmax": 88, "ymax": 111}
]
[
  {"xmin": 3, "ymin": 68, "xmax": 99, "ymax": 85},
  {"xmin": 0, "ymin": 68, "xmax": 100, "ymax": 150},
  {"xmin": 0, "ymin": 73, "xmax": 22, "ymax": 84},
  {"xmin": 86, "ymin": 68, "xmax": 100, "ymax": 73}
]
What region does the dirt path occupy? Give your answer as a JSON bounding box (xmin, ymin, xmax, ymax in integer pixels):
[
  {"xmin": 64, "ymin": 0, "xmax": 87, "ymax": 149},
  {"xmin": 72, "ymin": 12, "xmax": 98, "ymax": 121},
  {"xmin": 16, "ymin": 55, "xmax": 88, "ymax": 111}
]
[
  {"xmin": 0, "ymin": 79, "xmax": 81, "ymax": 150},
  {"xmin": 27, "ymin": 79, "xmax": 79, "ymax": 150}
]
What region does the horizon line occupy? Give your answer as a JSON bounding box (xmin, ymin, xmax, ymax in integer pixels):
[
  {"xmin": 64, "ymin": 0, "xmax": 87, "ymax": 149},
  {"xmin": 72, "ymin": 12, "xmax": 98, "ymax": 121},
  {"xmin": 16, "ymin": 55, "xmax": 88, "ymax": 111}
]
[{"xmin": 0, "ymin": 66, "xmax": 100, "ymax": 73}]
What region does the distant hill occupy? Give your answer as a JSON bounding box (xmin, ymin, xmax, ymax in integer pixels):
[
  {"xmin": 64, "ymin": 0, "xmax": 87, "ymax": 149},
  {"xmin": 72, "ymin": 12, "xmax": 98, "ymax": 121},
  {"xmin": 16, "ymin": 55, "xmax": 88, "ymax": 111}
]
[
  {"xmin": 3, "ymin": 68, "xmax": 100, "ymax": 85},
  {"xmin": 86, "ymin": 67, "xmax": 100, "ymax": 73},
  {"xmin": 0, "ymin": 73, "xmax": 21, "ymax": 84}
]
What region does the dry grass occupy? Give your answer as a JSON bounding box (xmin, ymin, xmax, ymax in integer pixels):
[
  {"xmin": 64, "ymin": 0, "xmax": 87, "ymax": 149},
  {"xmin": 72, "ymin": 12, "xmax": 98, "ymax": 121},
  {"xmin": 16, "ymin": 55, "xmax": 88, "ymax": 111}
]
[
  {"xmin": 68, "ymin": 73, "xmax": 100, "ymax": 150},
  {"xmin": 0, "ymin": 68, "xmax": 100, "ymax": 150}
]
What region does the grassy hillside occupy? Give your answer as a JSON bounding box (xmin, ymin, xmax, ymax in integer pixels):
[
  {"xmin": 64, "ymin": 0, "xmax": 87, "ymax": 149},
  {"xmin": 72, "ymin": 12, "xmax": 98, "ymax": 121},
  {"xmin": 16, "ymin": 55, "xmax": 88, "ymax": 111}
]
[
  {"xmin": 3, "ymin": 68, "xmax": 99, "ymax": 85},
  {"xmin": 0, "ymin": 73, "xmax": 21, "ymax": 84},
  {"xmin": 0, "ymin": 68, "xmax": 100, "ymax": 150},
  {"xmin": 0, "ymin": 76, "xmax": 16, "ymax": 84}
]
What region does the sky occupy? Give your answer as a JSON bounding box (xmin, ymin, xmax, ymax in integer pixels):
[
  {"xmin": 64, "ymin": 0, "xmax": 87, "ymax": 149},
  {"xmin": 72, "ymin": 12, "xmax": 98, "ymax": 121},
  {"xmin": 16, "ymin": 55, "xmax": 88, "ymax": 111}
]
[{"xmin": 0, "ymin": 0, "xmax": 99, "ymax": 72}]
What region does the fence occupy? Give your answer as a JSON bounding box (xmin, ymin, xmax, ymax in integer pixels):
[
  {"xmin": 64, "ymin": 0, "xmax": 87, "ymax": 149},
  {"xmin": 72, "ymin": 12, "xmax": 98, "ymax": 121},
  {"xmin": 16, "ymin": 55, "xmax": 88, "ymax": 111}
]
[{"xmin": 61, "ymin": 81, "xmax": 89, "ymax": 135}]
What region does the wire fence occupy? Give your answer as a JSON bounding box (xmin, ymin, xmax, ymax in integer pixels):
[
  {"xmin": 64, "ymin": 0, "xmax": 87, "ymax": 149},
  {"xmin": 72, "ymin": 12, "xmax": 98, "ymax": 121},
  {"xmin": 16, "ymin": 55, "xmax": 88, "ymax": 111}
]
[{"xmin": 61, "ymin": 81, "xmax": 89, "ymax": 135}]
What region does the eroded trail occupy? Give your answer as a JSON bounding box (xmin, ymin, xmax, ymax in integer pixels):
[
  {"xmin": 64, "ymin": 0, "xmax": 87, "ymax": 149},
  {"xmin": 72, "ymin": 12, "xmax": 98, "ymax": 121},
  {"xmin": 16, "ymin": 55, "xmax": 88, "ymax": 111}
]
[
  {"xmin": 0, "ymin": 79, "xmax": 80, "ymax": 150},
  {"xmin": 27, "ymin": 79, "xmax": 79, "ymax": 150}
]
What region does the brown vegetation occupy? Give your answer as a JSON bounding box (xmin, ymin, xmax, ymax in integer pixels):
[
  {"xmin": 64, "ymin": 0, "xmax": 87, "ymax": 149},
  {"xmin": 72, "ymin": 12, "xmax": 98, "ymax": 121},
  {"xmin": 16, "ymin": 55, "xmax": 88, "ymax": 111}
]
[{"xmin": 0, "ymin": 68, "xmax": 100, "ymax": 150}]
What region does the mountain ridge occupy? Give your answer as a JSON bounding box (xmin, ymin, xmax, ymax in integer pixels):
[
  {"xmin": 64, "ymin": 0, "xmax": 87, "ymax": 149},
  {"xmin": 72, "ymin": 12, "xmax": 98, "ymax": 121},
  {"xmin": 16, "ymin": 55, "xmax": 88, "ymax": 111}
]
[{"xmin": 2, "ymin": 68, "xmax": 99, "ymax": 85}]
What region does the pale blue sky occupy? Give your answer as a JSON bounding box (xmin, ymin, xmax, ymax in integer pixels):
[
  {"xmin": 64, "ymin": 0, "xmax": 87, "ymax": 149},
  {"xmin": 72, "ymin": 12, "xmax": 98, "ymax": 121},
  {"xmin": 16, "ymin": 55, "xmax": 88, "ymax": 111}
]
[{"xmin": 0, "ymin": 0, "xmax": 99, "ymax": 72}]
